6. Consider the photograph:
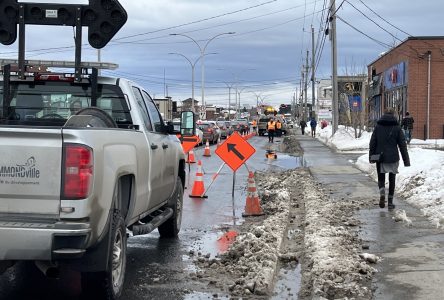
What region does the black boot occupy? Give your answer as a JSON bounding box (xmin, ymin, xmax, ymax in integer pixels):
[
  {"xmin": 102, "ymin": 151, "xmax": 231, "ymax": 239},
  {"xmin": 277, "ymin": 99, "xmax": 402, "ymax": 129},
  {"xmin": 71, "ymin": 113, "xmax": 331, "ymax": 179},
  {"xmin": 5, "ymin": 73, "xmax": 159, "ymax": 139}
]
[
  {"xmin": 379, "ymin": 188, "xmax": 385, "ymax": 208},
  {"xmin": 388, "ymin": 196, "xmax": 395, "ymax": 210}
]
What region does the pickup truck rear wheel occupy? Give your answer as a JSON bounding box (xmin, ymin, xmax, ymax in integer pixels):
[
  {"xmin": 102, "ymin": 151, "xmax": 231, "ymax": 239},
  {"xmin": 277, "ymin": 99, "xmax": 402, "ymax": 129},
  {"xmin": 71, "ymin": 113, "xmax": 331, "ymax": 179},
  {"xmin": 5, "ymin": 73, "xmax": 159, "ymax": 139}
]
[
  {"xmin": 158, "ymin": 177, "xmax": 183, "ymax": 238},
  {"xmin": 81, "ymin": 210, "xmax": 127, "ymax": 300}
]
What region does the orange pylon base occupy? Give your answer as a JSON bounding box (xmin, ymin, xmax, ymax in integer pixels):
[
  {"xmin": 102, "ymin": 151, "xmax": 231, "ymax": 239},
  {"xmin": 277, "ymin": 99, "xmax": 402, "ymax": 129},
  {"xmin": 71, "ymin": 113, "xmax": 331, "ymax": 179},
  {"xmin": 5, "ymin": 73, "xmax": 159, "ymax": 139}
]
[
  {"xmin": 187, "ymin": 150, "xmax": 196, "ymax": 163},
  {"xmin": 242, "ymin": 171, "xmax": 265, "ymax": 217},
  {"xmin": 203, "ymin": 140, "xmax": 211, "ymax": 157},
  {"xmin": 189, "ymin": 160, "xmax": 208, "ymax": 198}
]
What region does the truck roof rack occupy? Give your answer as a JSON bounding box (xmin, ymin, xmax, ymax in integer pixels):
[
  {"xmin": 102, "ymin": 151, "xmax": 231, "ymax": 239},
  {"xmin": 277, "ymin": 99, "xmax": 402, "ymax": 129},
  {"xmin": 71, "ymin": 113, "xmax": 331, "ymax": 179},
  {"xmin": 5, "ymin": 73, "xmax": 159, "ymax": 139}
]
[
  {"xmin": 0, "ymin": 59, "xmax": 118, "ymax": 71},
  {"xmin": 1, "ymin": 0, "xmax": 127, "ymax": 119}
]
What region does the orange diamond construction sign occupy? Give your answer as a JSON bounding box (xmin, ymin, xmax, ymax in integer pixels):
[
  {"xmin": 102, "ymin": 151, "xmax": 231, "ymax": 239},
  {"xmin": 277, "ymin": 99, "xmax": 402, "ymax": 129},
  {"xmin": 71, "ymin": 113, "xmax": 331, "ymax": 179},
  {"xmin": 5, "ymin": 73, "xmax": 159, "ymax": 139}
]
[{"xmin": 215, "ymin": 132, "xmax": 256, "ymax": 171}]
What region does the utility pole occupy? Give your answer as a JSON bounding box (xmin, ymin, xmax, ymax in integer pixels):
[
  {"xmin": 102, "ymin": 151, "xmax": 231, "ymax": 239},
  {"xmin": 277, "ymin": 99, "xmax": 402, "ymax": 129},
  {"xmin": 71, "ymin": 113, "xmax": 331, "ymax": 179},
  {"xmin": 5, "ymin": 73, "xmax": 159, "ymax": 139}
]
[
  {"xmin": 311, "ymin": 26, "xmax": 316, "ymax": 118},
  {"xmin": 97, "ymin": 49, "xmax": 101, "ymax": 75},
  {"xmin": 330, "ymin": 0, "xmax": 339, "ymax": 134},
  {"xmin": 300, "ymin": 71, "xmax": 304, "ymax": 120},
  {"xmin": 304, "ymin": 50, "xmax": 309, "ymax": 121}
]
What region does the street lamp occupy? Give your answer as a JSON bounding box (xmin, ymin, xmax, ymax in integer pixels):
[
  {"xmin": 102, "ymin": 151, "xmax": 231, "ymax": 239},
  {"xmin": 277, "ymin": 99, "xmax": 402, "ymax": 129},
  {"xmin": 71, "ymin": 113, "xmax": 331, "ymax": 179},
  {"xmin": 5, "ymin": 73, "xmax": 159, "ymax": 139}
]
[
  {"xmin": 221, "ymin": 81, "xmax": 235, "ymax": 120},
  {"xmin": 170, "ymin": 32, "xmax": 235, "ymax": 119},
  {"xmin": 217, "ymin": 68, "xmax": 256, "ymax": 120},
  {"xmin": 249, "ymin": 91, "xmax": 263, "ymax": 116},
  {"xmin": 236, "ymin": 87, "xmax": 248, "ymax": 119},
  {"xmin": 169, "ymin": 52, "xmax": 217, "ymax": 113}
]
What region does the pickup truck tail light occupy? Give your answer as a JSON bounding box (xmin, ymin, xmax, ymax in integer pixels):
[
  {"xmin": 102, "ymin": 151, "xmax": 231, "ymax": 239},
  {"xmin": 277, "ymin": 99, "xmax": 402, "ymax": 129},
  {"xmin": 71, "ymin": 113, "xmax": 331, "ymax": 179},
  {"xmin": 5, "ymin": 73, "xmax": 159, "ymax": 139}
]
[{"xmin": 62, "ymin": 144, "xmax": 93, "ymax": 199}]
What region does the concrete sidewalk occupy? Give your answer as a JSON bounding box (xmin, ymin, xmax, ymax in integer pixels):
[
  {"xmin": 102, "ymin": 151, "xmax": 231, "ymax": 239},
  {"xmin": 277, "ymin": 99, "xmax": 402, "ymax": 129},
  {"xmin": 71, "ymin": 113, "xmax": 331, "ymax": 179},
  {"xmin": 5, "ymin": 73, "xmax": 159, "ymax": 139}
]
[{"xmin": 295, "ymin": 131, "xmax": 444, "ymax": 300}]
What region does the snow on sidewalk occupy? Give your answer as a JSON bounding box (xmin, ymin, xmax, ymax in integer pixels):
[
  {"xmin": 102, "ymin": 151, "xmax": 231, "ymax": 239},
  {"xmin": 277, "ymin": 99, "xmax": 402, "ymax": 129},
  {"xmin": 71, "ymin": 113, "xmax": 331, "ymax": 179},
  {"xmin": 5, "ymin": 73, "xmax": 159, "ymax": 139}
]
[{"xmin": 317, "ymin": 125, "xmax": 444, "ymax": 228}]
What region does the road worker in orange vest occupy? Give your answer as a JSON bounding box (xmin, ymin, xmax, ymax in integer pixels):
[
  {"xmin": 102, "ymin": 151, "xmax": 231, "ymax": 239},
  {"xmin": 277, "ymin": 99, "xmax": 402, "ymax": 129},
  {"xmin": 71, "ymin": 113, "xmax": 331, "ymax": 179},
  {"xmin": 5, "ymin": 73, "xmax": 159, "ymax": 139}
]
[
  {"xmin": 267, "ymin": 118, "xmax": 276, "ymax": 143},
  {"xmin": 276, "ymin": 120, "xmax": 282, "ymax": 137},
  {"xmin": 252, "ymin": 119, "xmax": 257, "ymax": 133}
]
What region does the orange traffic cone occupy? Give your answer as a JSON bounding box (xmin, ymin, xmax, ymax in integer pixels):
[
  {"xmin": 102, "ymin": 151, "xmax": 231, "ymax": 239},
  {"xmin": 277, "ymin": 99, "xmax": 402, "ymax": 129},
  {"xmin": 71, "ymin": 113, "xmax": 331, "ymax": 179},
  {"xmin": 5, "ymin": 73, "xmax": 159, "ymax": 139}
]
[
  {"xmin": 203, "ymin": 140, "xmax": 211, "ymax": 157},
  {"xmin": 187, "ymin": 149, "xmax": 196, "ymax": 164},
  {"xmin": 189, "ymin": 160, "xmax": 208, "ymax": 198},
  {"xmin": 217, "ymin": 137, "xmax": 222, "ymax": 147},
  {"xmin": 242, "ymin": 171, "xmax": 265, "ymax": 217}
]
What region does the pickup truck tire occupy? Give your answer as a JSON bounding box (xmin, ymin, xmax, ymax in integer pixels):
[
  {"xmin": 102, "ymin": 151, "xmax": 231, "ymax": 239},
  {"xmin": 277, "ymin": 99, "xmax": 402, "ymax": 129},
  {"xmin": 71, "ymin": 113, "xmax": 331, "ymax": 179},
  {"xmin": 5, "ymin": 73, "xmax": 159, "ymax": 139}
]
[
  {"xmin": 75, "ymin": 107, "xmax": 118, "ymax": 128},
  {"xmin": 158, "ymin": 177, "xmax": 183, "ymax": 238},
  {"xmin": 81, "ymin": 210, "xmax": 127, "ymax": 300}
]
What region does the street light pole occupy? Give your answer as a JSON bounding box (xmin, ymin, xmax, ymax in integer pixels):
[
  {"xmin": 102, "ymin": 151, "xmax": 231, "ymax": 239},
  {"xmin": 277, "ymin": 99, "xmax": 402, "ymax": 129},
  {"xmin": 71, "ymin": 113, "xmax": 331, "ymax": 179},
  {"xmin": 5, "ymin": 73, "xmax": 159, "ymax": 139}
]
[
  {"xmin": 249, "ymin": 91, "xmax": 263, "ymax": 117},
  {"xmin": 223, "ymin": 82, "xmax": 235, "ymax": 120},
  {"xmin": 170, "ymin": 32, "xmax": 235, "ymax": 119},
  {"xmin": 169, "ymin": 52, "xmax": 216, "ymax": 114}
]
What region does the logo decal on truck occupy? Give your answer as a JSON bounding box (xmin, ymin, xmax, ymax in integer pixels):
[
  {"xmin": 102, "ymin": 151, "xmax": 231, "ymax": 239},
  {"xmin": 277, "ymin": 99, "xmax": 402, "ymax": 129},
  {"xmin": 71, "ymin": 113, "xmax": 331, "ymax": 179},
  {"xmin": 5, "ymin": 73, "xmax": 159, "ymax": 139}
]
[{"xmin": 0, "ymin": 157, "xmax": 41, "ymax": 179}]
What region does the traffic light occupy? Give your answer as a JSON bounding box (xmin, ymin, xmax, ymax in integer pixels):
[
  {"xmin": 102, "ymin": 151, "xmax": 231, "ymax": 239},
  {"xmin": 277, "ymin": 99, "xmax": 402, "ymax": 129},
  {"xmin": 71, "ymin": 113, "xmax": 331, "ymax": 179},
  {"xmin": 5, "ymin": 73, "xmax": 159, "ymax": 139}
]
[
  {"xmin": 0, "ymin": 0, "xmax": 127, "ymax": 48},
  {"xmin": 0, "ymin": 0, "xmax": 19, "ymax": 45},
  {"xmin": 83, "ymin": 0, "xmax": 128, "ymax": 49}
]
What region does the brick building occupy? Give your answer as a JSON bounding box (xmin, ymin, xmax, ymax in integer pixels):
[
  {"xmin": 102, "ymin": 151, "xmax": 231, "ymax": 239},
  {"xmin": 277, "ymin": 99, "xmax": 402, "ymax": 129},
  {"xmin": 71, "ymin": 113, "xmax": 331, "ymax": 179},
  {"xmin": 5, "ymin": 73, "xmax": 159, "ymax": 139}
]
[{"xmin": 367, "ymin": 36, "xmax": 444, "ymax": 139}]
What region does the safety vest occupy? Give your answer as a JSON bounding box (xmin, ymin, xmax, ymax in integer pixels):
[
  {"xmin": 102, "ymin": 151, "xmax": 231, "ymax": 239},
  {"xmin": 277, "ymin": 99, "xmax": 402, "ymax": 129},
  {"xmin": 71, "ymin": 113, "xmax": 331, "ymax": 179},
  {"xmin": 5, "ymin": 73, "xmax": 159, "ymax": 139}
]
[
  {"xmin": 252, "ymin": 120, "xmax": 257, "ymax": 126},
  {"xmin": 267, "ymin": 121, "xmax": 276, "ymax": 130},
  {"xmin": 276, "ymin": 121, "xmax": 282, "ymax": 129}
]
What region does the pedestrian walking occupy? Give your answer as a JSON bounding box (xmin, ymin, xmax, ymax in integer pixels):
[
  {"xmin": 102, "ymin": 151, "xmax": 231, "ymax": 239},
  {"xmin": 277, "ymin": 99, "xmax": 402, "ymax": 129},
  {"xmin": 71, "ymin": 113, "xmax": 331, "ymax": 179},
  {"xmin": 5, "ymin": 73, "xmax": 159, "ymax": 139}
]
[
  {"xmin": 369, "ymin": 108, "xmax": 410, "ymax": 210},
  {"xmin": 401, "ymin": 111, "xmax": 414, "ymax": 144},
  {"xmin": 267, "ymin": 118, "xmax": 276, "ymax": 143},
  {"xmin": 310, "ymin": 118, "xmax": 317, "ymax": 137},
  {"xmin": 299, "ymin": 119, "xmax": 307, "ymax": 135}
]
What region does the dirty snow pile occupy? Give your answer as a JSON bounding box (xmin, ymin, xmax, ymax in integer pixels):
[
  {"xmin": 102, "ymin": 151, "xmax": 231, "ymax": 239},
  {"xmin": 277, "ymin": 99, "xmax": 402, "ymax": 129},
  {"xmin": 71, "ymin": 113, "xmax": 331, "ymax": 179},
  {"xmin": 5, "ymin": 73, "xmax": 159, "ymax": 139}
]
[
  {"xmin": 192, "ymin": 171, "xmax": 294, "ymax": 296},
  {"xmin": 299, "ymin": 175, "xmax": 374, "ymax": 299}
]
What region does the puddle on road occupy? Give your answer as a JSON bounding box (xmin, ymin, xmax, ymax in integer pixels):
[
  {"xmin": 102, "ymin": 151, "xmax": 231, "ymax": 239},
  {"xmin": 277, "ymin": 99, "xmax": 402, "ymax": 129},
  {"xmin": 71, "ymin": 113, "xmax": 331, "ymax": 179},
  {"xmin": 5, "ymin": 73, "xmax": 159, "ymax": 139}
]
[
  {"xmin": 184, "ymin": 291, "xmax": 230, "ymax": 300},
  {"xmin": 187, "ymin": 230, "xmax": 237, "ymax": 260},
  {"xmin": 271, "ymin": 263, "xmax": 301, "ymax": 299},
  {"xmin": 262, "ymin": 153, "xmax": 306, "ymax": 170}
]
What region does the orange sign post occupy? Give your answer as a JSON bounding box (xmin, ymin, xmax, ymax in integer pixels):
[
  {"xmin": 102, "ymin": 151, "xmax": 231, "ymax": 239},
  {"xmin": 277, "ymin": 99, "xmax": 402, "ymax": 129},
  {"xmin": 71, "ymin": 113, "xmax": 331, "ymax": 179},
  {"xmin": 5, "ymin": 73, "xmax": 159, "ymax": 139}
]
[{"xmin": 215, "ymin": 132, "xmax": 256, "ymax": 171}]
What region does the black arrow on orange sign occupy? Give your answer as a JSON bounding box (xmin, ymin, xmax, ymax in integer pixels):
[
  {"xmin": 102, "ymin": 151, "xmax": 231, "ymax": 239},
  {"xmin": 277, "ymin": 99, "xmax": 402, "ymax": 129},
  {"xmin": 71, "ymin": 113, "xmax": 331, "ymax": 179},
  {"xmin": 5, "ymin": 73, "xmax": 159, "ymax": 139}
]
[
  {"xmin": 227, "ymin": 143, "xmax": 245, "ymax": 160},
  {"xmin": 182, "ymin": 137, "xmax": 198, "ymax": 142}
]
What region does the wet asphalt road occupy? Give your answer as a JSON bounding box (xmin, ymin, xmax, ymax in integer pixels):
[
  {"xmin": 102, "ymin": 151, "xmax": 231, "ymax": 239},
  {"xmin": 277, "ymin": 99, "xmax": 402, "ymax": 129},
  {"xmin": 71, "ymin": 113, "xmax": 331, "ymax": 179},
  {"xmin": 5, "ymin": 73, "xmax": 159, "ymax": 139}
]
[{"xmin": 0, "ymin": 134, "xmax": 299, "ymax": 300}]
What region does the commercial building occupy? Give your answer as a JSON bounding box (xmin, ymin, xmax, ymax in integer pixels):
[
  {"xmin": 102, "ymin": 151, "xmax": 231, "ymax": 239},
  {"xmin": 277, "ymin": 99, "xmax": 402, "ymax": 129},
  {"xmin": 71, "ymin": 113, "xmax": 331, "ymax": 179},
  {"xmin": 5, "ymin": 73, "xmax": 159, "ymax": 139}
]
[
  {"xmin": 154, "ymin": 97, "xmax": 173, "ymax": 121},
  {"xmin": 367, "ymin": 36, "xmax": 444, "ymax": 139}
]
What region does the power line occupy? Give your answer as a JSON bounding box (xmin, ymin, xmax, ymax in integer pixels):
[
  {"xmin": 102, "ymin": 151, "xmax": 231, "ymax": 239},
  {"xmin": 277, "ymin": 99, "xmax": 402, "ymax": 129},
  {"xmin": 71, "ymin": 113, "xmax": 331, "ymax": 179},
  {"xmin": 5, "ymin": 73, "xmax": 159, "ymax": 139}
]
[
  {"xmin": 336, "ymin": 16, "xmax": 393, "ymax": 49},
  {"xmin": 357, "ymin": 0, "xmax": 411, "ymax": 37},
  {"xmin": 344, "ymin": 0, "xmax": 404, "ymax": 43},
  {"xmin": 117, "ymin": 1, "xmax": 323, "ymax": 44},
  {"xmin": 113, "ymin": 0, "xmax": 279, "ymax": 42}
]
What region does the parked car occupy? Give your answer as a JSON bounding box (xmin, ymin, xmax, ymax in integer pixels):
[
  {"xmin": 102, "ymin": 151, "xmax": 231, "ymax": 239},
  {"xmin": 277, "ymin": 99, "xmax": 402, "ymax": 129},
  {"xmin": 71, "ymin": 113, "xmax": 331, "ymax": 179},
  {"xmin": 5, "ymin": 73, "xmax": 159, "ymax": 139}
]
[
  {"xmin": 206, "ymin": 120, "xmax": 222, "ymax": 138},
  {"xmin": 224, "ymin": 121, "xmax": 232, "ymax": 136},
  {"xmin": 216, "ymin": 120, "xmax": 229, "ymax": 139},
  {"xmin": 285, "ymin": 118, "xmax": 294, "ymax": 129},
  {"xmin": 236, "ymin": 119, "xmax": 249, "ymax": 134},
  {"xmin": 173, "ymin": 121, "xmax": 204, "ymax": 145},
  {"xmin": 229, "ymin": 120, "xmax": 241, "ymax": 134},
  {"xmin": 197, "ymin": 121, "xmax": 221, "ymax": 144}
]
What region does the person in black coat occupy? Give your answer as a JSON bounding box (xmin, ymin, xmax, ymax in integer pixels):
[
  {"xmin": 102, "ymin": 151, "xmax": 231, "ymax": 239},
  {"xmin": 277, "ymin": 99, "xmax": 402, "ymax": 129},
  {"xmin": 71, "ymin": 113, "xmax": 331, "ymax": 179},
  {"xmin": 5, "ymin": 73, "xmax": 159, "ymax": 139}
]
[
  {"xmin": 299, "ymin": 119, "xmax": 307, "ymax": 135},
  {"xmin": 369, "ymin": 108, "xmax": 410, "ymax": 209}
]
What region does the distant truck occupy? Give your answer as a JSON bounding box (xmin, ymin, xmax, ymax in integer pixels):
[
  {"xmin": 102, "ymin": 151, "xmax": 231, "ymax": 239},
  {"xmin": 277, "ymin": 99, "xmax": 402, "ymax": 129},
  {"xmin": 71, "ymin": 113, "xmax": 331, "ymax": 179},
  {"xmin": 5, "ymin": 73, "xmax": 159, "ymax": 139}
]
[
  {"xmin": 257, "ymin": 114, "xmax": 288, "ymax": 136},
  {"xmin": 0, "ymin": 60, "xmax": 194, "ymax": 299}
]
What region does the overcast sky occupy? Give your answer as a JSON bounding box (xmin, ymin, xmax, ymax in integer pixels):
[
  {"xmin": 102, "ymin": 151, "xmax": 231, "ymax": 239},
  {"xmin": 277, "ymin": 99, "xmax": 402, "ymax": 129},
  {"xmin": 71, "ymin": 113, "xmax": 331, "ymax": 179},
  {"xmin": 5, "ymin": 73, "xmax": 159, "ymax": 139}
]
[{"xmin": 2, "ymin": 0, "xmax": 443, "ymax": 108}]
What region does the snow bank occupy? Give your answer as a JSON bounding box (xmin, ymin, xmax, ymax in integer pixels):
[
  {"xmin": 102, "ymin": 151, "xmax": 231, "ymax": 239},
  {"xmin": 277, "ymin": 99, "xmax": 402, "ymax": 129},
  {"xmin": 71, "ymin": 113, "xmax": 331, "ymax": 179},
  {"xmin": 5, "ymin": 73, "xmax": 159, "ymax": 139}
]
[{"xmin": 318, "ymin": 126, "xmax": 444, "ymax": 229}]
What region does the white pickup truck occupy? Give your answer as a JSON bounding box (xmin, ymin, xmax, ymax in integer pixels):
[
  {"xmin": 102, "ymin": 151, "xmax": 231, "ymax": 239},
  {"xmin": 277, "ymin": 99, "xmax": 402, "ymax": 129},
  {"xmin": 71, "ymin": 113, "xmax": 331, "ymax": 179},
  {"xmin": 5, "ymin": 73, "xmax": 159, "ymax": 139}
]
[{"xmin": 0, "ymin": 63, "xmax": 192, "ymax": 299}]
